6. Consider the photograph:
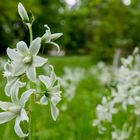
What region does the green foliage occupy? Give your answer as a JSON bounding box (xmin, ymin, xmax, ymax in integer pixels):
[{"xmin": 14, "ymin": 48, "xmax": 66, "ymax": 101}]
[{"xmin": 88, "ymin": 0, "xmax": 140, "ymax": 62}]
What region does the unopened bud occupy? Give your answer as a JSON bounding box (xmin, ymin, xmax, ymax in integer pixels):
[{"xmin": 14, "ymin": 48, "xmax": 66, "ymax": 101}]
[{"xmin": 18, "ymin": 2, "xmax": 29, "ymax": 22}]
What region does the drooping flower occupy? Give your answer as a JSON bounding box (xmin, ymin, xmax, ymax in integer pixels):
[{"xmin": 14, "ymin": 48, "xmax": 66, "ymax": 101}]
[
  {"xmin": 41, "ymin": 24, "xmax": 63, "ymax": 53},
  {"xmin": 7, "ymin": 37, "xmax": 48, "ymax": 82},
  {"xmin": 0, "ymin": 81, "xmax": 34, "ymax": 137},
  {"xmin": 38, "ymin": 65, "xmax": 61, "ymax": 121}
]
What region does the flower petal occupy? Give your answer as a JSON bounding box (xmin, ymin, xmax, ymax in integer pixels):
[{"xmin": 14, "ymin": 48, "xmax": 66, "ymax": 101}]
[
  {"xmin": 51, "ymin": 95, "xmax": 61, "ymax": 106},
  {"xmin": 7, "ymin": 48, "xmax": 21, "ymax": 61},
  {"xmin": 5, "ymin": 82, "xmax": 13, "ymax": 97},
  {"xmin": 49, "ymin": 41, "xmax": 60, "ymax": 53},
  {"xmin": 33, "ymin": 56, "xmax": 48, "ymax": 67},
  {"xmin": 13, "ymin": 62, "xmax": 27, "ymax": 76},
  {"xmin": 40, "ymin": 95, "xmax": 48, "ymax": 105},
  {"xmin": 4, "ymin": 62, "xmax": 13, "ymax": 74},
  {"xmin": 0, "ymin": 112, "xmax": 16, "ymax": 124},
  {"xmin": 49, "ymin": 65, "xmax": 56, "ymax": 86},
  {"xmin": 14, "ymin": 116, "xmax": 28, "ymax": 138},
  {"xmin": 20, "ymin": 89, "xmax": 35, "ymax": 107},
  {"xmin": 50, "ymin": 85, "xmax": 60, "ymax": 94},
  {"xmin": 50, "ymin": 102, "xmax": 59, "ymax": 121},
  {"xmin": 0, "ymin": 101, "xmax": 13, "ymax": 111},
  {"xmin": 26, "ymin": 66, "xmax": 36, "ymax": 82},
  {"xmin": 29, "ymin": 37, "xmax": 41, "ymax": 55},
  {"xmin": 50, "ymin": 33, "xmax": 63, "ymax": 41},
  {"xmin": 20, "ymin": 109, "xmax": 29, "ymax": 122},
  {"xmin": 11, "ymin": 81, "xmax": 25, "ymax": 104},
  {"xmin": 17, "ymin": 41, "xmax": 29, "ymax": 56},
  {"xmin": 39, "ymin": 75, "xmax": 51, "ymax": 88}
]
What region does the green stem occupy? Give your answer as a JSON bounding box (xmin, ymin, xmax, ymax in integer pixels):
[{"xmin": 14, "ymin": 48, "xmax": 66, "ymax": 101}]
[
  {"xmin": 28, "ymin": 23, "xmax": 33, "ymax": 140},
  {"xmin": 29, "ymin": 102, "xmax": 32, "ymax": 140},
  {"xmin": 29, "ymin": 83, "xmax": 33, "ymax": 140},
  {"xmin": 29, "ymin": 24, "xmax": 33, "ymax": 44}
]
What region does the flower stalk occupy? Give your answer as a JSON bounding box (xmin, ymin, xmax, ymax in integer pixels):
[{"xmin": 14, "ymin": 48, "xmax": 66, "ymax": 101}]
[{"xmin": 0, "ymin": 2, "xmax": 62, "ymax": 139}]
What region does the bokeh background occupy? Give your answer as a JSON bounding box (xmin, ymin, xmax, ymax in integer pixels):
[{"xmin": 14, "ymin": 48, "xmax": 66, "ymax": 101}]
[
  {"xmin": 1, "ymin": 0, "xmax": 139, "ymax": 61},
  {"xmin": 0, "ymin": 0, "xmax": 140, "ymax": 139}
]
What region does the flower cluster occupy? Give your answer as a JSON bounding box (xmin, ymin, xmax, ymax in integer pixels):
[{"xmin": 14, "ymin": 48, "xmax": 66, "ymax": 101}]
[
  {"xmin": 61, "ymin": 67, "xmax": 85, "ymax": 101},
  {"xmin": 90, "ymin": 62, "xmax": 116, "ymax": 86},
  {"xmin": 93, "ymin": 48, "xmax": 140, "ymax": 138},
  {"xmin": 111, "ymin": 124, "xmax": 132, "ymax": 140},
  {"xmin": 60, "ymin": 67, "xmax": 85, "ymax": 111},
  {"xmin": 0, "ymin": 2, "xmax": 62, "ymax": 138}
]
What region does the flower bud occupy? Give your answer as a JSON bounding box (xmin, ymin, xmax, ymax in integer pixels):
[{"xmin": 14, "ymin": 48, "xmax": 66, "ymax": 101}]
[
  {"xmin": 18, "ymin": 2, "xmax": 29, "ymax": 22},
  {"xmin": 51, "ymin": 33, "xmax": 63, "ymax": 41}
]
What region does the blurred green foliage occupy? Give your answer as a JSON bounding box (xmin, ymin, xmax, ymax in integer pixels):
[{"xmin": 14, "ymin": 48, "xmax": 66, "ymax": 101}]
[{"xmin": 0, "ymin": 0, "xmax": 140, "ymax": 62}]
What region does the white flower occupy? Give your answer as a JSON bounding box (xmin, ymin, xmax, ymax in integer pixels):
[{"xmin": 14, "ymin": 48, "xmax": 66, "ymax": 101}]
[
  {"xmin": 39, "ymin": 65, "xmax": 61, "ymax": 121},
  {"xmin": 121, "ymin": 56, "xmax": 133, "ymax": 67},
  {"xmin": 3, "ymin": 62, "xmax": 25, "ymax": 97},
  {"xmin": 61, "ymin": 67, "xmax": 85, "ymax": 101},
  {"xmin": 112, "ymin": 125, "xmax": 132, "ymax": 140},
  {"xmin": 0, "ymin": 83, "xmax": 34, "ymax": 137},
  {"xmin": 18, "ymin": 2, "xmax": 29, "ymax": 22},
  {"xmin": 41, "ymin": 24, "xmax": 63, "ymax": 53},
  {"xmin": 7, "ymin": 37, "xmax": 48, "ymax": 82},
  {"xmin": 94, "ymin": 97, "xmax": 117, "ymax": 127}
]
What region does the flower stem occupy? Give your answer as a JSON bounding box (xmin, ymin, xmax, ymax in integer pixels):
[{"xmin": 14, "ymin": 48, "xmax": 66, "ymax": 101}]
[
  {"xmin": 29, "ymin": 102, "xmax": 32, "ymax": 140},
  {"xmin": 29, "ymin": 24, "xmax": 33, "ymax": 44},
  {"xmin": 28, "ymin": 23, "xmax": 33, "ymax": 140},
  {"xmin": 29, "ymin": 83, "xmax": 33, "ymax": 140}
]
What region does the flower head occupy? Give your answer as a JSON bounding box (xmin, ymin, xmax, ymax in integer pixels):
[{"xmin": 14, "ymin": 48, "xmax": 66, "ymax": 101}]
[
  {"xmin": 38, "ymin": 65, "xmax": 61, "ymax": 121},
  {"xmin": 41, "ymin": 25, "xmax": 63, "ymax": 53},
  {"xmin": 7, "ymin": 37, "xmax": 48, "ymax": 82}
]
